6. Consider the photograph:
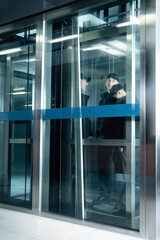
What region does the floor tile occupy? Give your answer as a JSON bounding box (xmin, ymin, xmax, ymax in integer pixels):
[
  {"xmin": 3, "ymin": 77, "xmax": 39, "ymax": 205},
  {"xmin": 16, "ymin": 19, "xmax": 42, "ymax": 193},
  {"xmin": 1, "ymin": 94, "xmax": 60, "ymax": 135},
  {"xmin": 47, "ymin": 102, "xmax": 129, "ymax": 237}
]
[{"xmin": 0, "ymin": 208, "xmax": 143, "ymax": 240}]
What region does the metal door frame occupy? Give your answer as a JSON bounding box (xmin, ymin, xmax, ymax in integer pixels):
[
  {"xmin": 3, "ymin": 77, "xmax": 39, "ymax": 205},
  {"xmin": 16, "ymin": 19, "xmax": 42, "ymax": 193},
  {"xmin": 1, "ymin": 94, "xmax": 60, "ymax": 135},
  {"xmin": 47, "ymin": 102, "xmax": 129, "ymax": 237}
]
[{"xmin": 0, "ymin": 0, "xmax": 160, "ymax": 239}]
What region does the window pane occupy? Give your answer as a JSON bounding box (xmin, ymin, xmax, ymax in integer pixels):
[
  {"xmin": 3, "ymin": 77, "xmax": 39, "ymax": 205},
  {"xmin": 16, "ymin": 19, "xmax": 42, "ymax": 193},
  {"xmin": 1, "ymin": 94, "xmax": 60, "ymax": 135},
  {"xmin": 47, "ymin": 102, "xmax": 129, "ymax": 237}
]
[
  {"xmin": 0, "ymin": 27, "xmax": 35, "ymax": 208},
  {"xmin": 42, "ymin": 0, "xmax": 140, "ymax": 231},
  {"xmin": 0, "ymin": 27, "xmax": 36, "ymax": 112},
  {"xmin": 0, "ymin": 121, "xmax": 33, "ymax": 208}
]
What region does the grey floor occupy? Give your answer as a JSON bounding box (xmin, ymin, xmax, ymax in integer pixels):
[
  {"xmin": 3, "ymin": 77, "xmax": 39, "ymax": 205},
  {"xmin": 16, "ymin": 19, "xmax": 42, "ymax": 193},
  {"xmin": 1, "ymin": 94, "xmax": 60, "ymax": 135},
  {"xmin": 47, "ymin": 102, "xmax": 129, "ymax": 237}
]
[{"xmin": 0, "ymin": 208, "xmax": 143, "ymax": 240}]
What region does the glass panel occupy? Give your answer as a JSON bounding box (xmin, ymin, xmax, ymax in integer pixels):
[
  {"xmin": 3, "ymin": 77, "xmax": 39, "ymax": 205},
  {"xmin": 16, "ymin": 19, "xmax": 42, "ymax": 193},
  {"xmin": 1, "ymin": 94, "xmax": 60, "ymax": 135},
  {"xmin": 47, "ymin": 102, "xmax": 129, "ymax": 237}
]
[
  {"xmin": 0, "ymin": 120, "xmax": 33, "ymax": 208},
  {"xmin": 0, "ymin": 27, "xmax": 36, "ymax": 112},
  {"xmin": 0, "ymin": 27, "xmax": 35, "ymax": 208},
  {"xmin": 80, "ymin": 1, "xmax": 140, "ymax": 230},
  {"xmin": 42, "ymin": 0, "xmax": 140, "ymax": 231},
  {"xmin": 42, "ymin": 119, "xmax": 75, "ymax": 216}
]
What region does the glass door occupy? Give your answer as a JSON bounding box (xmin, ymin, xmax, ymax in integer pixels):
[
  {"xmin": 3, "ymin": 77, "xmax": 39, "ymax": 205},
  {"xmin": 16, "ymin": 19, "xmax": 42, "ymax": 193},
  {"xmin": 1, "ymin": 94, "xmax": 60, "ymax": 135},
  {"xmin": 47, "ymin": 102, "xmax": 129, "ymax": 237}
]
[
  {"xmin": 79, "ymin": 1, "xmax": 140, "ymax": 230},
  {"xmin": 41, "ymin": 0, "xmax": 141, "ymax": 231},
  {"xmin": 0, "ymin": 27, "xmax": 36, "ymax": 208}
]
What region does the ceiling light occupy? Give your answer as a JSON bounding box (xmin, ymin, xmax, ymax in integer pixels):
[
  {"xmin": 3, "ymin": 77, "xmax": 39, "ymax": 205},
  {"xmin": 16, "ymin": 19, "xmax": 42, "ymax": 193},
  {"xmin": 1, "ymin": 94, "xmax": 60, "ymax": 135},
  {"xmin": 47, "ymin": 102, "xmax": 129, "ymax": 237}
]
[
  {"xmin": 108, "ymin": 40, "xmax": 127, "ymax": 51},
  {"xmin": 82, "ymin": 45, "xmax": 109, "ymax": 51},
  {"xmin": 82, "ymin": 44, "xmax": 124, "ymax": 56},
  {"xmin": 116, "ymin": 16, "xmax": 140, "ymax": 28},
  {"xmin": 25, "ymin": 104, "xmax": 32, "ymax": 107},
  {"xmin": 12, "ymin": 91, "xmax": 27, "ymax": 95},
  {"xmin": 102, "ymin": 48, "xmax": 125, "ymax": 56},
  {"xmin": 0, "ymin": 48, "xmax": 22, "ymax": 55},
  {"xmin": 13, "ymin": 87, "xmax": 25, "ymax": 91},
  {"xmin": 49, "ymin": 34, "xmax": 78, "ymax": 44},
  {"xmin": 78, "ymin": 14, "xmax": 106, "ymax": 28},
  {"xmin": 13, "ymin": 58, "xmax": 35, "ymax": 63}
]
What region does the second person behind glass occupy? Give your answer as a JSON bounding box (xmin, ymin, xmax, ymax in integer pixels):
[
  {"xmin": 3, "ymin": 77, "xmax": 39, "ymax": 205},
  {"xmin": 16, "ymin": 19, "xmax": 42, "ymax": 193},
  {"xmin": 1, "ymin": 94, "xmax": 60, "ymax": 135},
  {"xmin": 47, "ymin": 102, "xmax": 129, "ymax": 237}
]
[{"xmin": 92, "ymin": 73, "xmax": 127, "ymax": 215}]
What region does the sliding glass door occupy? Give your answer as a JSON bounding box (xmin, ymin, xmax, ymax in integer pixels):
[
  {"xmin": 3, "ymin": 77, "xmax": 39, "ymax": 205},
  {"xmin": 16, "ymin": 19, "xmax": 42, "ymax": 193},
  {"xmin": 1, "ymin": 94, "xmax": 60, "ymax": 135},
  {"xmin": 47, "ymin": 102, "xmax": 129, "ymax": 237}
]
[
  {"xmin": 0, "ymin": 27, "xmax": 36, "ymax": 208},
  {"xmin": 41, "ymin": 0, "xmax": 141, "ymax": 231}
]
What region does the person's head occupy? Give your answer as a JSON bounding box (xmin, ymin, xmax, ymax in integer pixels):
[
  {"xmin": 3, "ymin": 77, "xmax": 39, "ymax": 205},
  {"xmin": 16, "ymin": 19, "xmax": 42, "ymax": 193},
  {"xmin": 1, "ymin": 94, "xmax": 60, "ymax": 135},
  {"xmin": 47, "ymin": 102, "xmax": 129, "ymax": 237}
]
[
  {"xmin": 81, "ymin": 73, "xmax": 91, "ymax": 92},
  {"xmin": 110, "ymin": 83, "xmax": 126, "ymax": 99},
  {"xmin": 106, "ymin": 73, "xmax": 119, "ymax": 91}
]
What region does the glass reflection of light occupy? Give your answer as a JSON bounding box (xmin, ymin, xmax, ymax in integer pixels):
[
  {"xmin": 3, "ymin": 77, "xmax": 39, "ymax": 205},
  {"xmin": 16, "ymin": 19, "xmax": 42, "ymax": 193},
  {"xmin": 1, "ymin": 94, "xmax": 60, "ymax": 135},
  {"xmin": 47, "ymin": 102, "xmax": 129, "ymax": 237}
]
[
  {"xmin": 13, "ymin": 87, "xmax": 25, "ymax": 91},
  {"xmin": 0, "ymin": 48, "xmax": 22, "ymax": 55},
  {"xmin": 108, "ymin": 40, "xmax": 127, "ymax": 51},
  {"xmin": 116, "ymin": 16, "xmax": 140, "ymax": 28},
  {"xmin": 82, "ymin": 44, "xmax": 125, "ymax": 56},
  {"xmin": 12, "ymin": 92, "xmax": 28, "ymax": 95},
  {"xmin": 13, "ymin": 58, "xmax": 35, "ymax": 63},
  {"xmin": 78, "ymin": 14, "xmax": 106, "ymax": 27},
  {"xmin": 49, "ymin": 34, "xmax": 78, "ymax": 44}
]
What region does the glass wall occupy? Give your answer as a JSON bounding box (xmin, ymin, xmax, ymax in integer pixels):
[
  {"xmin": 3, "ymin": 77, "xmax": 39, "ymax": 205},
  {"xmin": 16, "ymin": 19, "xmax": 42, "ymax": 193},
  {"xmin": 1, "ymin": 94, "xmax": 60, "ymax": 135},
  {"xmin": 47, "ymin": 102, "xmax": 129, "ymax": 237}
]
[
  {"xmin": 0, "ymin": 27, "xmax": 36, "ymax": 208},
  {"xmin": 41, "ymin": 0, "xmax": 140, "ymax": 230}
]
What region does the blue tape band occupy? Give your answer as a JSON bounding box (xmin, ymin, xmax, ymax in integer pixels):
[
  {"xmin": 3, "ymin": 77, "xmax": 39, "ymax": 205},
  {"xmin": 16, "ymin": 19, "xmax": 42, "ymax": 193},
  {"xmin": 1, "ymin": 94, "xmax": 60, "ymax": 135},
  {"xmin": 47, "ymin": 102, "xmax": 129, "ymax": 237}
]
[
  {"xmin": 0, "ymin": 110, "xmax": 34, "ymax": 121},
  {"xmin": 0, "ymin": 104, "xmax": 140, "ymax": 121},
  {"xmin": 41, "ymin": 104, "xmax": 140, "ymax": 120}
]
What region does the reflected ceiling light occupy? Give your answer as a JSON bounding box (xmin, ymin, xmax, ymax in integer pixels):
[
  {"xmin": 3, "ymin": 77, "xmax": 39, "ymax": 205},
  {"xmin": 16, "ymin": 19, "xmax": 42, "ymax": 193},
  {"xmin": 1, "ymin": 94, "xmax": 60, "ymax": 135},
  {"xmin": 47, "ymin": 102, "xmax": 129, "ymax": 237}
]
[
  {"xmin": 13, "ymin": 58, "xmax": 35, "ymax": 63},
  {"xmin": 13, "ymin": 87, "xmax": 25, "ymax": 91},
  {"xmin": 82, "ymin": 44, "xmax": 124, "ymax": 56},
  {"xmin": 25, "ymin": 104, "xmax": 32, "ymax": 107},
  {"xmin": 82, "ymin": 45, "xmax": 108, "ymax": 51},
  {"xmin": 102, "ymin": 48, "xmax": 125, "ymax": 56},
  {"xmin": 116, "ymin": 16, "xmax": 140, "ymax": 28},
  {"xmin": 0, "ymin": 48, "xmax": 22, "ymax": 55},
  {"xmin": 12, "ymin": 91, "xmax": 27, "ymax": 95},
  {"xmin": 49, "ymin": 34, "xmax": 78, "ymax": 44},
  {"xmin": 28, "ymin": 58, "xmax": 35, "ymax": 62},
  {"xmin": 108, "ymin": 40, "xmax": 126, "ymax": 51},
  {"xmin": 78, "ymin": 14, "xmax": 106, "ymax": 28}
]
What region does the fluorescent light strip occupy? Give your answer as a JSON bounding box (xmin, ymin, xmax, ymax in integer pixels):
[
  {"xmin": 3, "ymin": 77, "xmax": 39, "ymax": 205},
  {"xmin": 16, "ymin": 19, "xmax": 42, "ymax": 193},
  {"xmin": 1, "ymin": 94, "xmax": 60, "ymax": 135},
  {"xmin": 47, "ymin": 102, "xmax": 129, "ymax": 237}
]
[
  {"xmin": 108, "ymin": 41, "xmax": 127, "ymax": 51},
  {"xmin": 13, "ymin": 58, "xmax": 35, "ymax": 64},
  {"xmin": 0, "ymin": 48, "xmax": 21, "ymax": 55},
  {"xmin": 25, "ymin": 104, "xmax": 32, "ymax": 107},
  {"xmin": 12, "ymin": 91, "xmax": 27, "ymax": 95},
  {"xmin": 49, "ymin": 34, "xmax": 78, "ymax": 44},
  {"xmin": 116, "ymin": 16, "xmax": 140, "ymax": 28},
  {"xmin": 82, "ymin": 45, "xmax": 108, "ymax": 51},
  {"xmin": 82, "ymin": 44, "xmax": 124, "ymax": 56},
  {"xmin": 101, "ymin": 48, "xmax": 125, "ymax": 56},
  {"xmin": 13, "ymin": 87, "xmax": 25, "ymax": 91}
]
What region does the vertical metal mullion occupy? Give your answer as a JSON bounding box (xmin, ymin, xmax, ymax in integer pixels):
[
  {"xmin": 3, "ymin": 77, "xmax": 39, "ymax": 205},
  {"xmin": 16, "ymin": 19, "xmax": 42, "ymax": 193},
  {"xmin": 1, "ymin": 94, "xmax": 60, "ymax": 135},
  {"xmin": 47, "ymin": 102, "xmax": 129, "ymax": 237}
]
[
  {"xmin": 59, "ymin": 25, "xmax": 64, "ymax": 214},
  {"xmin": 131, "ymin": 0, "xmax": 136, "ymax": 229},
  {"xmin": 126, "ymin": 0, "xmax": 132, "ymax": 218},
  {"xmin": 156, "ymin": 0, "xmax": 160, "ymax": 239},
  {"xmin": 32, "ymin": 17, "xmax": 43, "ymax": 214},
  {"xmin": 145, "ymin": 0, "xmax": 157, "ymax": 238},
  {"xmin": 24, "ymin": 45, "xmax": 30, "ymax": 203},
  {"xmin": 73, "ymin": 16, "xmax": 84, "ymax": 219},
  {"xmin": 139, "ymin": 0, "xmax": 146, "ymax": 236}
]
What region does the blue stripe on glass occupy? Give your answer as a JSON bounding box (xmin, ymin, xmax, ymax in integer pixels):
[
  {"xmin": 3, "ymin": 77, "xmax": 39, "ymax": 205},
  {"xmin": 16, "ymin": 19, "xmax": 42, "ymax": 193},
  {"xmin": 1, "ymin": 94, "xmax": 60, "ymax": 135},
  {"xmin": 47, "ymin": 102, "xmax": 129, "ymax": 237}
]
[
  {"xmin": 0, "ymin": 104, "xmax": 140, "ymax": 121},
  {"xmin": 41, "ymin": 103, "xmax": 140, "ymax": 120},
  {"xmin": 0, "ymin": 110, "xmax": 34, "ymax": 121}
]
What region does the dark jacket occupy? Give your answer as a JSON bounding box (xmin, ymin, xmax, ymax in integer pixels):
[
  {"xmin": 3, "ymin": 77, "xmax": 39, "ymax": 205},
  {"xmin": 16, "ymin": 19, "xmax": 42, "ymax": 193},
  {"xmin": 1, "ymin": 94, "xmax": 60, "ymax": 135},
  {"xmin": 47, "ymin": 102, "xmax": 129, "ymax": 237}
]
[
  {"xmin": 96, "ymin": 92, "xmax": 126, "ymax": 139},
  {"xmin": 81, "ymin": 93, "xmax": 92, "ymax": 139}
]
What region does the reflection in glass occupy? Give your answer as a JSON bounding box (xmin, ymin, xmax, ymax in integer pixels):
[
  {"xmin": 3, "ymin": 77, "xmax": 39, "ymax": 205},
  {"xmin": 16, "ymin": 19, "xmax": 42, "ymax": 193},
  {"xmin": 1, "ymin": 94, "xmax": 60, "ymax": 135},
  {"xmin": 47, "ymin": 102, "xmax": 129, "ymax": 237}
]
[
  {"xmin": 0, "ymin": 27, "xmax": 35, "ymax": 208},
  {"xmin": 42, "ymin": 0, "xmax": 141, "ymax": 231},
  {"xmin": 41, "ymin": 119, "xmax": 75, "ymax": 216}
]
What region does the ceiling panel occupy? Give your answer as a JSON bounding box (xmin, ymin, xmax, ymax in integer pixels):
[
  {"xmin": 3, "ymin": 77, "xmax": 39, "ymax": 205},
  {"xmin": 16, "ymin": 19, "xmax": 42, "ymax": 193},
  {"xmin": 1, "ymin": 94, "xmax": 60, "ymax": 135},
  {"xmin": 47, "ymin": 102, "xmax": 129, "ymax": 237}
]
[{"xmin": 0, "ymin": 0, "xmax": 77, "ymax": 25}]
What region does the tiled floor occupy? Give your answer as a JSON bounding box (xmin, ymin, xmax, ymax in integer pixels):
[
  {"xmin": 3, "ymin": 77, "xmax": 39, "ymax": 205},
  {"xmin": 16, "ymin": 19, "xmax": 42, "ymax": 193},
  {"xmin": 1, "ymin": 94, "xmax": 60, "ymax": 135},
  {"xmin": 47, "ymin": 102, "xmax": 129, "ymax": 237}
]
[{"xmin": 0, "ymin": 208, "xmax": 143, "ymax": 240}]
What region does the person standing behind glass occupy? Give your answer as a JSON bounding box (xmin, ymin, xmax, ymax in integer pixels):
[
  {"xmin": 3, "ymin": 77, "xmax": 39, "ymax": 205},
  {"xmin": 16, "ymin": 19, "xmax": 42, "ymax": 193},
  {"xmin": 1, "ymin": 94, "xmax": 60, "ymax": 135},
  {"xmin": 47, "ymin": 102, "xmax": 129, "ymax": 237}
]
[
  {"xmin": 93, "ymin": 73, "xmax": 119, "ymax": 206},
  {"xmin": 94, "ymin": 75, "xmax": 127, "ymax": 214},
  {"xmin": 81, "ymin": 73, "xmax": 92, "ymax": 138},
  {"xmin": 80, "ymin": 73, "xmax": 94, "ymax": 207},
  {"xmin": 72, "ymin": 73, "xmax": 93, "ymax": 206}
]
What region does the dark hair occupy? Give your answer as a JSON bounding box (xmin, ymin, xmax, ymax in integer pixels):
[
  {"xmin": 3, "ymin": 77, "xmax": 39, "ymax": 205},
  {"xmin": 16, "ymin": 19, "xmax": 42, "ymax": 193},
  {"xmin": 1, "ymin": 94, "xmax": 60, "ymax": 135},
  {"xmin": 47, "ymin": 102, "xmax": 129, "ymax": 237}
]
[
  {"xmin": 110, "ymin": 83, "xmax": 123, "ymax": 95},
  {"xmin": 107, "ymin": 73, "xmax": 119, "ymax": 81},
  {"xmin": 81, "ymin": 73, "xmax": 91, "ymax": 82}
]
